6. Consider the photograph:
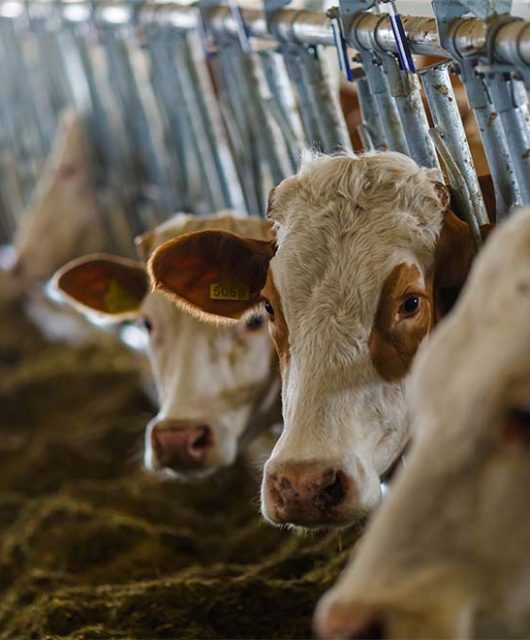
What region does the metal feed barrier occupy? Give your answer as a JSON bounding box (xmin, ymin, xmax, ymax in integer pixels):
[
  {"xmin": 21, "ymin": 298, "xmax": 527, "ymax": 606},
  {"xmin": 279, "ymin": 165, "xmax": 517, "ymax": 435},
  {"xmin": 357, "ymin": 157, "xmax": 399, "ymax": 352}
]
[{"xmin": 0, "ymin": 0, "xmax": 530, "ymax": 251}]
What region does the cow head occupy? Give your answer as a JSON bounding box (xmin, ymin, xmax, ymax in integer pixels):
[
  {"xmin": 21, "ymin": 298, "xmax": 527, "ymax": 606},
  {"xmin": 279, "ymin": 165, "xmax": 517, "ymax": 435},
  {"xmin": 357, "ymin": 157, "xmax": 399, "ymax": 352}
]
[
  {"xmin": 150, "ymin": 152, "xmax": 491, "ymax": 526},
  {"xmin": 314, "ymin": 209, "xmax": 530, "ymax": 639},
  {"xmin": 53, "ymin": 213, "xmax": 277, "ymax": 480},
  {"xmin": 13, "ymin": 110, "xmax": 106, "ymax": 284}
]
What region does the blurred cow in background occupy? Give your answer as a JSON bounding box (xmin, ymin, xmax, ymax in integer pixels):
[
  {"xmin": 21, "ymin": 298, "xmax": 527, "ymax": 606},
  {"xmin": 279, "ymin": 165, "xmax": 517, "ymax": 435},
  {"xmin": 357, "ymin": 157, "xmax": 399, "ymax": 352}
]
[{"xmin": 54, "ymin": 213, "xmax": 280, "ymax": 480}]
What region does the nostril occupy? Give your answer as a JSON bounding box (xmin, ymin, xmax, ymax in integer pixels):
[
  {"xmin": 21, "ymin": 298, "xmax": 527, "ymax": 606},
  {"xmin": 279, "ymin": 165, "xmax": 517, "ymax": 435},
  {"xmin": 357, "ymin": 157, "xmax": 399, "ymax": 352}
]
[
  {"xmin": 189, "ymin": 425, "xmax": 212, "ymax": 455},
  {"xmin": 349, "ymin": 617, "xmax": 385, "ymax": 640},
  {"xmin": 318, "ymin": 469, "xmax": 347, "ymax": 509}
]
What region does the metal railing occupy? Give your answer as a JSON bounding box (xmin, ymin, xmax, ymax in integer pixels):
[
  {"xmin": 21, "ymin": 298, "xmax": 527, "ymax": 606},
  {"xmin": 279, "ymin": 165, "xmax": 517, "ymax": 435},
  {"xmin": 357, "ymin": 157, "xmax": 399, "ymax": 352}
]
[{"xmin": 1, "ymin": 0, "xmax": 530, "ymax": 250}]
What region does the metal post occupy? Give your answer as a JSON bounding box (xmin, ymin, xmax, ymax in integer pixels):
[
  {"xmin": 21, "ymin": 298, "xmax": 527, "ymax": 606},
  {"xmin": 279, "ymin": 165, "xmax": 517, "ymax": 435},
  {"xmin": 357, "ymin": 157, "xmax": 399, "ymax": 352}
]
[
  {"xmin": 483, "ymin": 71, "xmax": 530, "ymax": 205},
  {"xmin": 354, "ymin": 50, "xmax": 409, "ymax": 155},
  {"xmin": 380, "ymin": 54, "xmax": 439, "ymax": 169},
  {"xmin": 420, "ymin": 62, "xmax": 488, "ymax": 225},
  {"xmin": 354, "ymin": 73, "xmax": 387, "ymax": 150},
  {"xmin": 459, "ymin": 61, "xmax": 521, "ymax": 216}
]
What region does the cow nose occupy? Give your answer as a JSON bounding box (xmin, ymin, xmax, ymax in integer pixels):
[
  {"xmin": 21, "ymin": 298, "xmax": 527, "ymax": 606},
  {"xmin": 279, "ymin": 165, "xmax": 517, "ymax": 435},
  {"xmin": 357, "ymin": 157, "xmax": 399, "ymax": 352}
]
[
  {"xmin": 264, "ymin": 464, "xmax": 350, "ymax": 527},
  {"xmin": 315, "ymin": 601, "xmax": 386, "ymax": 640},
  {"xmin": 151, "ymin": 421, "xmax": 213, "ymax": 471}
]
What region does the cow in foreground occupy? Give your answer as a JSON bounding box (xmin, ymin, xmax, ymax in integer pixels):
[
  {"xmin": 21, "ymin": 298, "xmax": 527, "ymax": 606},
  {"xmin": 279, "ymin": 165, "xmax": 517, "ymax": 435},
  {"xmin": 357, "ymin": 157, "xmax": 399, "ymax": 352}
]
[
  {"xmin": 54, "ymin": 213, "xmax": 279, "ymax": 479},
  {"xmin": 149, "ymin": 151, "xmax": 491, "ymax": 527},
  {"xmin": 315, "ymin": 208, "xmax": 530, "ymax": 639}
]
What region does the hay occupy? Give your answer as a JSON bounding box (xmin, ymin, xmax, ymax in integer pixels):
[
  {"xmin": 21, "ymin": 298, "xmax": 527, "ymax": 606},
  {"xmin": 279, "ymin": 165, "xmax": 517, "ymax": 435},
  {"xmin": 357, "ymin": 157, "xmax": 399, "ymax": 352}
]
[{"xmin": 0, "ymin": 302, "xmax": 359, "ymax": 639}]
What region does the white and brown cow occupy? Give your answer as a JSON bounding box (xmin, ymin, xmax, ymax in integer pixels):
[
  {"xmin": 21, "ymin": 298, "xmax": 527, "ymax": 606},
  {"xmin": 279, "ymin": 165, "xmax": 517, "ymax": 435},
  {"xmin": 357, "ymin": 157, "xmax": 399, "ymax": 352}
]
[
  {"xmin": 149, "ymin": 151, "xmax": 491, "ymax": 526},
  {"xmin": 54, "ymin": 213, "xmax": 279, "ymax": 480},
  {"xmin": 315, "ymin": 209, "xmax": 530, "ymax": 640}
]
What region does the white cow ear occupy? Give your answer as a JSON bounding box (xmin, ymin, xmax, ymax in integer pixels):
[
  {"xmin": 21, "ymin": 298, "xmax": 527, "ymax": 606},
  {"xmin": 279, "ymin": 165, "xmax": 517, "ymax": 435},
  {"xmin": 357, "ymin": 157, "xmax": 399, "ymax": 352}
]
[{"xmin": 52, "ymin": 254, "xmax": 147, "ymax": 320}]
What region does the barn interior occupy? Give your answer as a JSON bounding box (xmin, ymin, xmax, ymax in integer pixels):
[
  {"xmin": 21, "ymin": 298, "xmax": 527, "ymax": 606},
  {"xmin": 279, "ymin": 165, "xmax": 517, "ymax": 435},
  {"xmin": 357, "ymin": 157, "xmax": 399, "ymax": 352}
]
[{"xmin": 0, "ymin": 0, "xmax": 529, "ymax": 638}]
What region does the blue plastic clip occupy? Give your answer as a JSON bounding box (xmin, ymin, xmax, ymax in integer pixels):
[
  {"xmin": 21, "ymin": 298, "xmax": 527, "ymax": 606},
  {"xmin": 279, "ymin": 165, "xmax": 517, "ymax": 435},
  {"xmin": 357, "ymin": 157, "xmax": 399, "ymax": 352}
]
[
  {"xmin": 387, "ymin": 1, "xmax": 415, "ymax": 72},
  {"xmin": 329, "ymin": 9, "xmax": 353, "ymax": 81}
]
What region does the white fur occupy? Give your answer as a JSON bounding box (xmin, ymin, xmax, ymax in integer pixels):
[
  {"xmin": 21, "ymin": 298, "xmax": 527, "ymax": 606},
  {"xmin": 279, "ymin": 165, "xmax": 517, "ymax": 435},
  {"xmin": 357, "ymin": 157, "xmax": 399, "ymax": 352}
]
[
  {"xmin": 262, "ymin": 151, "xmax": 446, "ymax": 526},
  {"xmin": 315, "ymin": 209, "xmax": 530, "ymax": 639}
]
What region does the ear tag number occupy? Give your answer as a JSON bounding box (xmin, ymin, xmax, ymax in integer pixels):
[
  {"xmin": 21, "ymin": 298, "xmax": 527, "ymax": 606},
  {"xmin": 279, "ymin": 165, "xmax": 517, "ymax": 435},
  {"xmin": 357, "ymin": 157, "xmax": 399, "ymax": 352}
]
[
  {"xmin": 105, "ymin": 279, "xmax": 140, "ymax": 313},
  {"xmin": 210, "ymin": 281, "xmax": 250, "ymax": 301}
]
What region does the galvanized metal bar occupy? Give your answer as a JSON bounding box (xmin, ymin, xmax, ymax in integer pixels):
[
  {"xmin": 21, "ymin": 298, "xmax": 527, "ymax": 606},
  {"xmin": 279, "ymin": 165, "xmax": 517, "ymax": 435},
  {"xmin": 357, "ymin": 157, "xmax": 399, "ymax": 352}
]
[
  {"xmin": 420, "ymin": 62, "xmax": 488, "ymax": 226},
  {"xmin": 102, "ymin": 26, "xmax": 170, "ymax": 222},
  {"xmin": 458, "ymin": 61, "xmax": 521, "ymax": 216},
  {"xmin": 258, "ymin": 47, "xmax": 302, "ymax": 171},
  {"xmin": 356, "ymin": 51, "xmax": 409, "ymax": 154},
  {"xmin": 379, "ymin": 54, "xmax": 439, "ymax": 169},
  {"xmin": 296, "ymin": 45, "xmax": 351, "ymax": 152},
  {"xmin": 215, "ymin": 43, "xmax": 263, "ymax": 213},
  {"xmin": 146, "ymin": 28, "xmax": 195, "ymax": 211},
  {"xmin": 483, "ymin": 72, "xmax": 530, "ymax": 205},
  {"xmin": 354, "ymin": 73, "xmax": 386, "ymax": 150},
  {"xmin": 430, "ymin": 127, "xmax": 483, "ymax": 247},
  {"xmin": 20, "ymin": 1, "xmax": 524, "ymax": 72},
  {"xmin": 175, "ymin": 30, "xmax": 236, "ymax": 209}
]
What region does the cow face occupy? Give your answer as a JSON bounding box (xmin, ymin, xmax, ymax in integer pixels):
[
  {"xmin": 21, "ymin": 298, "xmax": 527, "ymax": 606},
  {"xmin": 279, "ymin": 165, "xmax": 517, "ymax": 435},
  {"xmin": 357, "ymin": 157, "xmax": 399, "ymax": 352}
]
[
  {"xmin": 315, "ymin": 209, "xmax": 530, "ymax": 640},
  {"xmin": 150, "ymin": 152, "xmax": 490, "ymax": 527},
  {"xmin": 53, "ymin": 214, "xmax": 276, "ymax": 480}
]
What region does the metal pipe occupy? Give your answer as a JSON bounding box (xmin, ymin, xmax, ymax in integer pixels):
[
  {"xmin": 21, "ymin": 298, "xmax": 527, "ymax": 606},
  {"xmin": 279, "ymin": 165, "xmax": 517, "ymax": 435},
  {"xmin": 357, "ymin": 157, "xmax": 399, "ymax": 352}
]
[
  {"xmin": 458, "ymin": 61, "xmax": 521, "ymax": 217},
  {"xmin": 420, "ymin": 62, "xmax": 488, "ymax": 226},
  {"xmin": 354, "ymin": 74, "xmax": 386, "ymax": 150},
  {"xmin": 3, "ymin": 1, "xmax": 522, "ymax": 70},
  {"xmin": 358, "ymin": 52, "xmax": 409, "ymax": 155},
  {"xmin": 484, "ymin": 72, "xmax": 530, "ymax": 205},
  {"xmin": 379, "ymin": 54, "xmax": 439, "ymax": 169}
]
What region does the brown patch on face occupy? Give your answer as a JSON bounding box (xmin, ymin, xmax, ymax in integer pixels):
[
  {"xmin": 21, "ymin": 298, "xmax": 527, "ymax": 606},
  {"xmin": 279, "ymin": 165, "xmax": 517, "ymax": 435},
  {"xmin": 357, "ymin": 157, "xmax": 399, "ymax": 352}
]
[
  {"xmin": 369, "ymin": 264, "xmax": 434, "ymax": 383},
  {"xmin": 261, "ymin": 271, "xmax": 290, "ymax": 372}
]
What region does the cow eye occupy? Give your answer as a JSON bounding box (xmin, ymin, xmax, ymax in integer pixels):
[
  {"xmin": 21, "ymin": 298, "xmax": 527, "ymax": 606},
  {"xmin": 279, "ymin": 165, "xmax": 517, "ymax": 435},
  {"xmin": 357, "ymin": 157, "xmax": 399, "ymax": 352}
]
[
  {"xmin": 263, "ymin": 300, "xmax": 275, "ymax": 321},
  {"xmin": 245, "ymin": 314, "xmax": 265, "ymax": 331},
  {"xmin": 141, "ymin": 317, "xmax": 153, "ymax": 333},
  {"xmin": 399, "ymin": 295, "xmax": 420, "ymax": 317}
]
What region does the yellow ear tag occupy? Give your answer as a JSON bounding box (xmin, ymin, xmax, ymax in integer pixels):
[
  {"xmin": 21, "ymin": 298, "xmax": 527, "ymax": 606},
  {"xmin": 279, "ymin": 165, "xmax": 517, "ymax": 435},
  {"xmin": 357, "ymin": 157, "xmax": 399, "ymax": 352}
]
[
  {"xmin": 105, "ymin": 279, "xmax": 141, "ymax": 314},
  {"xmin": 209, "ymin": 280, "xmax": 250, "ymax": 301}
]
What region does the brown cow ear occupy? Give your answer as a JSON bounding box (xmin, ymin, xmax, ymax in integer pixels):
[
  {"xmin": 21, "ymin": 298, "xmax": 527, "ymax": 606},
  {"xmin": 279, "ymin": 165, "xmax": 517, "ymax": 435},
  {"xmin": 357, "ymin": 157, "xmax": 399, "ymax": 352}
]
[
  {"xmin": 434, "ymin": 210, "xmax": 493, "ymax": 315},
  {"xmin": 148, "ymin": 230, "xmax": 276, "ymax": 321},
  {"xmin": 53, "ymin": 254, "xmax": 147, "ymax": 320}
]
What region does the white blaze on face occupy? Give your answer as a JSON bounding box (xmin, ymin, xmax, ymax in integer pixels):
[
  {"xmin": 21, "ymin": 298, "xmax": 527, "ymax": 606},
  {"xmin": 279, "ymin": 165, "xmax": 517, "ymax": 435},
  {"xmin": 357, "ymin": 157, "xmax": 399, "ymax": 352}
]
[
  {"xmin": 315, "ymin": 209, "xmax": 530, "ymax": 640},
  {"xmin": 13, "ymin": 110, "xmax": 106, "ymax": 283}
]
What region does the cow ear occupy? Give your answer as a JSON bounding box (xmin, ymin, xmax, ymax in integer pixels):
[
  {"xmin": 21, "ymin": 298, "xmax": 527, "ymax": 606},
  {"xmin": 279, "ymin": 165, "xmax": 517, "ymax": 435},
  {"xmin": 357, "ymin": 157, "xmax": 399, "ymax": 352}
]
[
  {"xmin": 148, "ymin": 230, "xmax": 276, "ymax": 321},
  {"xmin": 434, "ymin": 210, "xmax": 493, "ymax": 316},
  {"xmin": 53, "ymin": 254, "xmax": 148, "ymax": 320}
]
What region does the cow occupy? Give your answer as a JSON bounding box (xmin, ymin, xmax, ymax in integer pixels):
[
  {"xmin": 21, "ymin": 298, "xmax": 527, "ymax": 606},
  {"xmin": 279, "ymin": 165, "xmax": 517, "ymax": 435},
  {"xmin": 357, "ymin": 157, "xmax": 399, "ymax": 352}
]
[
  {"xmin": 148, "ymin": 150, "xmax": 492, "ymax": 527},
  {"xmin": 53, "ymin": 213, "xmax": 280, "ymax": 480},
  {"xmin": 7, "ymin": 110, "xmax": 110, "ymax": 288},
  {"xmin": 314, "ymin": 208, "xmax": 530, "ymax": 640}
]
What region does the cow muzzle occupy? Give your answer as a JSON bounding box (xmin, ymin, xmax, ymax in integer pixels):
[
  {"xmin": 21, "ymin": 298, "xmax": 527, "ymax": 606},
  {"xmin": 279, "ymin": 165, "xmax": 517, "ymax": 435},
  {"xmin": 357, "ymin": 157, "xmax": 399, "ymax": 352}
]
[
  {"xmin": 262, "ymin": 461, "xmax": 357, "ymax": 529},
  {"xmin": 149, "ymin": 419, "xmax": 213, "ymax": 474},
  {"xmin": 314, "ymin": 593, "xmax": 388, "ymax": 640}
]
